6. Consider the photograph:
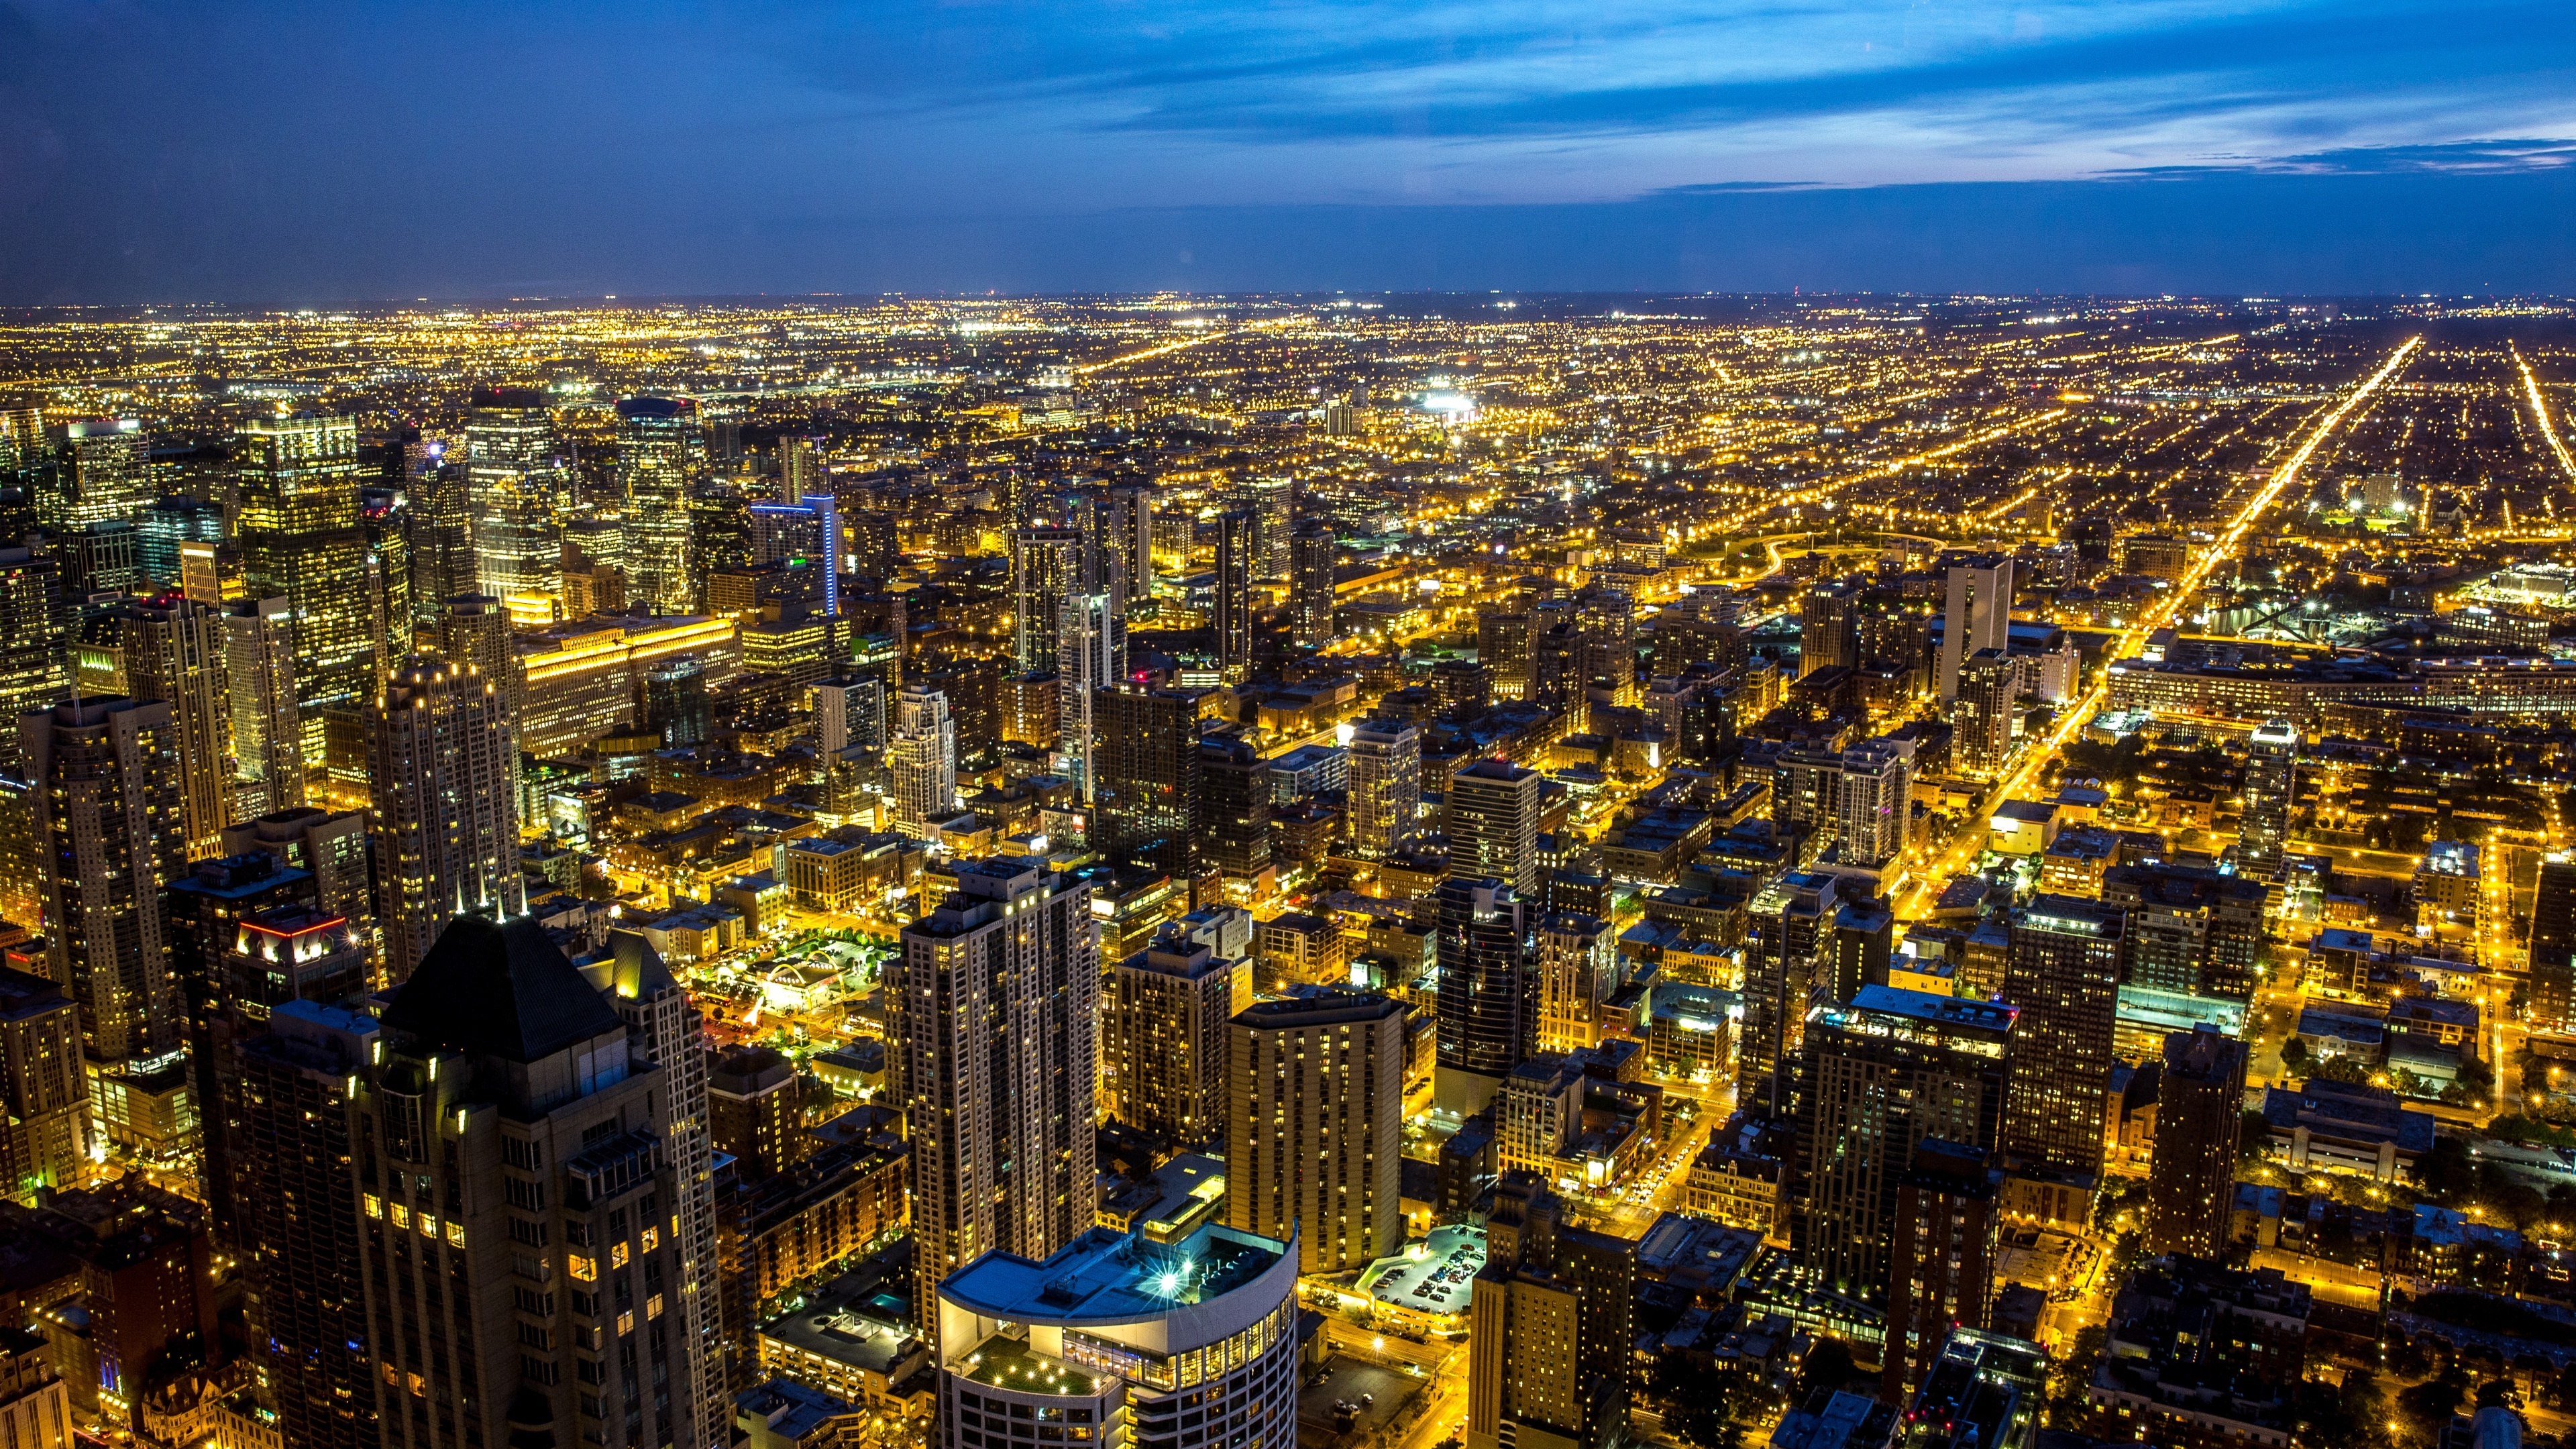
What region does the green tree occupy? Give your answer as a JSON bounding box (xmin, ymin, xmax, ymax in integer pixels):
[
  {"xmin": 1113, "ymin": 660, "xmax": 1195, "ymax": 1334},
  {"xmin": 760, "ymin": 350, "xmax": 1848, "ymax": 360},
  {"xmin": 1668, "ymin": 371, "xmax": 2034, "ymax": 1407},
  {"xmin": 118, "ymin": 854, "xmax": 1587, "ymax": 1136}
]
[
  {"xmin": 1794, "ymin": 1339, "xmax": 1857, "ymax": 1403},
  {"xmin": 2044, "ymin": 1324, "xmax": 2108, "ymax": 1430},
  {"xmin": 2396, "ymin": 1362, "xmax": 2469, "ymax": 1444}
]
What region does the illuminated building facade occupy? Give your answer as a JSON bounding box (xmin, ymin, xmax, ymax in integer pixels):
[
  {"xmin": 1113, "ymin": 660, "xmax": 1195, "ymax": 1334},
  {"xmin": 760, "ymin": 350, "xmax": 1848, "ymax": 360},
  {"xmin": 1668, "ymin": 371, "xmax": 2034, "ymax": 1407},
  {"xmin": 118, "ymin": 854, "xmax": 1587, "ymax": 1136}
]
[
  {"xmin": 365, "ymin": 658, "xmax": 525, "ymax": 975},
  {"xmin": 235, "ymin": 412, "xmax": 372, "ymax": 771},
  {"xmin": 619, "ymin": 395, "xmax": 702, "ymax": 612},
  {"xmin": 1228, "ymin": 987, "xmax": 1404, "ymax": 1273}
]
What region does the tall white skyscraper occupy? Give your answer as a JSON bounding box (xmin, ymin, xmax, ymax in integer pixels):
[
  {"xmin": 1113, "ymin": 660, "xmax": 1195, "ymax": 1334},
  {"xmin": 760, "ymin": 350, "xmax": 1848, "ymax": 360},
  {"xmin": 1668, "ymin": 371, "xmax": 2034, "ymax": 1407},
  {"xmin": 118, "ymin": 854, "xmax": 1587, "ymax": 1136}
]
[
  {"xmin": 1938, "ymin": 555, "xmax": 2015, "ymax": 700},
  {"xmin": 891, "ymin": 858, "xmax": 1097, "ymax": 1309},
  {"xmin": 1344, "ymin": 718, "xmax": 1421, "ymax": 857},
  {"xmin": 366, "ymin": 657, "xmax": 525, "ymax": 976},
  {"xmin": 224, "ymin": 597, "xmax": 305, "ymax": 819},
  {"xmin": 891, "ymin": 683, "xmax": 958, "ymax": 833}
]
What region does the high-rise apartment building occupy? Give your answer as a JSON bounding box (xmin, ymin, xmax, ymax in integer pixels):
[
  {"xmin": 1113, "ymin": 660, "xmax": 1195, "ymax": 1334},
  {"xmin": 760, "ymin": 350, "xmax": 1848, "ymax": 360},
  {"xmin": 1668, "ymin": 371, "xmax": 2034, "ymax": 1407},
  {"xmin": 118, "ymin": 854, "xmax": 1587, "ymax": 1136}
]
[
  {"xmin": 1794, "ymin": 987, "xmax": 2013, "ymax": 1295},
  {"xmin": 2147, "ymin": 1026, "xmax": 2249, "ymax": 1258},
  {"xmin": 1228, "ymin": 987, "xmax": 1405, "ymax": 1273},
  {"xmin": 1882, "ymin": 1139, "xmax": 2004, "ymax": 1403},
  {"xmin": 2534, "ymin": 858, "xmax": 2576, "ymax": 1030},
  {"xmin": 1937, "ymin": 555, "xmax": 2015, "ymax": 700},
  {"xmin": 1534, "ymin": 914, "xmax": 1618, "ymax": 1053},
  {"xmin": 39, "ymin": 418, "xmax": 150, "ymax": 529},
  {"xmin": 1091, "ymin": 685, "xmax": 1202, "ymax": 877},
  {"xmin": 1837, "ymin": 737, "xmax": 1913, "ymax": 868},
  {"xmin": 1104, "ymin": 928, "xmax": 1250, "ymax": 1148},
  {"xmin": 890, "ymin": 684, "xmax": 958, "ymax": 834},
  {"xmin": 1478, "ymin": 606, "xmax": 1535, "ymax": 702},
  {"xmin": 1953, "ymin": 647, "xmax": 2017, "ymax": 776},
  {"xmin": 2000, "ymin": 896, "xmax": 2124, "ymax": 1182},
  {"xmin": 406, "ymin": 457, "xmax": 477, "ymax": 620},
  {"xmin": 1740, "ymin": 871, "xmax": 1840, "ymax": 1122},
  {"xmin": 1056, "ymin": 591, "xmax": 1121, "ymax": 799},
  {"xmin": 1436, "ymin": 876, "xmax": 1529, "ymax": 1116},
  {"xmin": 0, "ymin": 964, "xmax": 91, "ymax": 1205},
  {"xmin": 1011, "ymin": 527, "xmax": 1083, "ymax": 674},
  {"xmin": 227, "ymin": 997, "xmax": 380, "ymax": 1449},
  {"xmin": 236, "ymin": 412, "xmax": 373, "ymax": 768},
  {"xmin": 1197, "ymin": 736, "xmax": 1273, "ymax": 884},
  {"xmin": 353, "ymin": 915, "xmax": 712, "ymax": 1449},
  {"xmin": 2101, "ymin": 863, "xmax": 2266, "ymax": 1001},
  {"xmin": 1801, "ymin": 577, "xmax": 1862, "ymax": 677},
  {"xmin": 1465, "ymin": 1175, "xmax": 1635, "ymax": 1449},
  {"xmin": 22, "ymin": 698, "xmax": 187, "ymax": 1068},
  {"xmin": 223, "ymin": 596, "xmax": 305, "ymax": 819},
  {"xmin": 2239, "ymin": 719, "xmax": 2298, "ymax": 879},
  {"xmin": 0, "ymin": 546, "xmax": 66, "ymax": 775},
  {"xmin": 1212, "ymin": 509, "xmax": 1253, "ymax": 684},
  {"xmin": 221, "ymin": 805, "xmax": 375, "ymax": 943},
  {"xmin": 1288, "ymin": 521, "xmax": 1335, "ymax": 647},
  {"xmin": 111, "ymin": 596, "xmax": 233, "ymax": 858},
  {"xmin": 1344, "ymin": 718, "xmax": 1420, "ymax": 857},
  {"xmin": 618, "ymin": 396, "xmax": 701, "ymax": 612},
  {"xmin": 890, "ymin": 859, "xmax": 1098, "ymax": 1309},
  {"xmin": 462, "ymin": 387, "xmax": 568, "ymax": 612},
  {"xmin": 366, "ymin": 658, "xmax": 524, "ymax": 975},
  {"xmin": 1448, "ymin": 757, "xmax": 1541, "ymax": 899},
  {"xmin": 1574, "ymin": 588, "xmax": 1637, "ymax": 704}
]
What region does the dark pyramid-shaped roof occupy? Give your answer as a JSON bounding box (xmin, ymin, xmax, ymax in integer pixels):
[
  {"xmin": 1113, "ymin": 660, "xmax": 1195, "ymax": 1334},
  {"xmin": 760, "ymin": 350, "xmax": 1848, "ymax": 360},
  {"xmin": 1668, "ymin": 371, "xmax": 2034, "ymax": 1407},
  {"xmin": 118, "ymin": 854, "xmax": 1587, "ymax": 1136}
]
[{"xmin": 384, "ymin": 914, "xmax": 624, "ymax": 1064}]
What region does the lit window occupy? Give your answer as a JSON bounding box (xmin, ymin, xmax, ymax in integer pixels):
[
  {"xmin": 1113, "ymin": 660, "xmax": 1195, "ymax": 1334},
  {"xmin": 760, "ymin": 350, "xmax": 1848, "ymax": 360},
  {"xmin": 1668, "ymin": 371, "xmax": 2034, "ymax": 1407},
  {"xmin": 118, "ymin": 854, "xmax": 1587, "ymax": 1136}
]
[
  {"xmin": 647, "ymin": 1293, "xmax": 663, "ymax": 1320},
  {"xmin": 419, "ymin": 1213, "xmax": 437, "ymax": 1238},
  {"xmin": 569, "ymin": 1254, "xmax": 596, "ymax": 1282},
  {"xmin": 610, "ymin": 1242, "xmax": 631, "ymax": 1270},
  {"xmin": 446, "ymin": 1222, "xmax": 466, "ymax": 1247},
  {"xmin": 617, "ymin": 1311, "xmax": 635, "ymax": 1337},
  {"xmin": 641, "ymin": 1226, "xmax": 659, "ymax": 1254},
  {"xmin": 390, "ymin": 1205, "xmax": 410, "ymax": 1230},
  {"xmin": 363, "ymin": 1195, "xmax": 382, "ymax": 1220}
]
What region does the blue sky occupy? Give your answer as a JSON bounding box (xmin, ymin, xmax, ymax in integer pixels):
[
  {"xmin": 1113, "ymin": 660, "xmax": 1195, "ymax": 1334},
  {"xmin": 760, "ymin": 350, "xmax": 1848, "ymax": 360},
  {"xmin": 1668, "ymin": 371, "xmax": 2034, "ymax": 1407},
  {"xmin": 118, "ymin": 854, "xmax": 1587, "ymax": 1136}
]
[{"xmin": 2, "ymin": 0, "xmax": 2573, "ymax": 299}]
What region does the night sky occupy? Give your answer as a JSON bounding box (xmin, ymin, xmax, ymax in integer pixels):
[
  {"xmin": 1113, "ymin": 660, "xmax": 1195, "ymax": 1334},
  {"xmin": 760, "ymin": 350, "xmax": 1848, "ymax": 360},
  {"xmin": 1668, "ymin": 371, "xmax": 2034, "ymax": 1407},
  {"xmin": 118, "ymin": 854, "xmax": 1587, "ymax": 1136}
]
[{"xmin": 4, "ymin": 0, "xmax": 2575, "ymax": 301}]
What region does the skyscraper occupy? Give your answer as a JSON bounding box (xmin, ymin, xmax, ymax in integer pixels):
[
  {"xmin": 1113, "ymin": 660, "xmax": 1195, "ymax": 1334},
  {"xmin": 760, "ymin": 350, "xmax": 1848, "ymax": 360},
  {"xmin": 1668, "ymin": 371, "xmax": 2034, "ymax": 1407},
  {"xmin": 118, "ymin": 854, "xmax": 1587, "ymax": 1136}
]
[
  {"xmin": 890, "ymin": 684, "xmax": 958, "ymax": 834},
  {"xmin": 39, "ymin": 417, "xmax": 150, "ymax": 529},
  {"xmin": 1477, "ymin": 605, "xmax": 1535, "ymax": 702},
  {"xmin": 1448, "ymin": 757, "xmax": 1541, "ymax": 899},
  {"xmin": 2533, "ymin": 857, "xmax": 2576, "ymax": 1030},
  {"xmin": 404, "ymin": 454, "xmax": 476, "ymax": 621},
  {"xmin": 2240, "ymin": 719, "xmax": 2298, "ymax": 879},
  {"xmin": 223, "ymin": 596, "xmax": 305, "ymax": 819},
  {"xmin": 1739, "ymin": 871, "xmax": 1841, "ymax": 1122},
  {"xmin": 890, "ymin": 858, "xmax": 1098, "ymax": 1309},
  {"xmin": 1197, "ymin": 735, "xmax": 1273, "ymax": 885},
  {"xmin": 1794, "ymin": 986, "xmax": 2013, "ymax": 1295},
  {"xmin": 235, "ymin": 413, "xmax": 373, "ymax": 768},
  {"xmin": 112, "ymin": 596, "xmax": 233, "ymax": 858},
  {"xmin": 0, "ymin": 963, "xmax": 92, "ymax": 1205},
  {"xmin": 1534, "ymin": 914, "xmax": 1619, "ymax": 1053},
  {"xmin": 1953, "ymin": 647, "xmax": 2017, "ymax": 776},
  {"xmin": 227, "ymin": 998, "xmax": 380, "ymax": 1449},
  {"xmin": 365, "ymin": 657, "xmax": 524, "ymax": 975},
  {"xmin": 1011, "ymin": 526, "xmax": 1083, "ymax": 674},
  {"xmin": 1436, "ymin": 876, "xmax": 1529, "ymax": 1116},
  {"xmin": 1937, "ymin": 555, "xmax": 2015, "ymax": 700},
  {"xmin": 1801, "ymin": 577, "xmax": 1861, "ymax": 676},
  {"xmin": 462, "ymin": 387, "xmax": 568, "ymax": 611},
  {"xmin": 1090, "ymin": 685, "xmax": 1202, "ymax": 877},
  {"xmin": 352, "ymin": 915, "xmax": 711, "ymax": 1449},
  {"xmin": 1229, "ymin": 987, "xmax": 1406, "ymax": 1273},
  {"xmin": 22, "ymin": 698, "xmax": 187, "ymax": 1068},
  {"xmin": 1213, "ymin": 508, "xmax": 1254, "ymax": 684},
  {"xmin": 1574, "ymin": 588, "xmax": 1637, "ymax": 704},
  {"xmin": 0, "ymin": 546, "xmax": 67, "ymax": 775},
  {"xmin": 1102, "ymin": 484, "xmax": 1156, "ymax": 606},
  {"xmin": 618, "ymin": 396, "xmax": 700, "ymax": 612},
  {"xmin": 1344, "ymin": 718, "xmax": 1420, "ymax": 857},
  {"xmin": 2147, "ymin": 1025, "xmax": 2249, "ymax": 1258},
  {"xmin": 1056, "ymin": 591, "xmax": 1121, "ymax": 800},
  {"xmin": 1837, "ymin": 737, "xmax": 1913, "ymax": 867},
  {"xmin": 1882, "ymin": 1139, "xmax": 2004, "ymax": 1403},
  {"xmin": 1288, "ymin": 521, "xmax": 1334, "ymax": 647},
  {"xmin": 1104, "ymin": 927, "xmax": 1250, "ymax": 1148},
  {"xmin": 2000, "ymin": 896, "xmax": 2124, "ymax": 1183},
  {"xmin": 1465, "ymin": 1175, "xmax": 1635, "ymax": 1449}
]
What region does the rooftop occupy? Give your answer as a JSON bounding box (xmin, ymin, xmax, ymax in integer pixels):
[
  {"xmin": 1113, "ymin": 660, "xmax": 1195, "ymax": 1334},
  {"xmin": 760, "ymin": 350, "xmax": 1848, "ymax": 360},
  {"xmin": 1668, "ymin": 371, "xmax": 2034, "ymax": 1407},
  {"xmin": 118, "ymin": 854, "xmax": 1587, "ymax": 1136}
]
[{"xmin": 941, "ymin": 1222, "xmax": 1287, "ymax": 1324}]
